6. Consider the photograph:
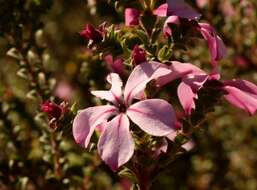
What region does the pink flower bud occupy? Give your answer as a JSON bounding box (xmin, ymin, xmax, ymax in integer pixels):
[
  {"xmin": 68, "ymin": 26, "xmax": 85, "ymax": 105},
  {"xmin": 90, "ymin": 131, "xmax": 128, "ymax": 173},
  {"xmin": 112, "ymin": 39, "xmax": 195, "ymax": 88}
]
[
  {"xmin": 132, "ymin": 45, "xmax": 146, "ymax": 65},
  {"xmin": 125, "ymin": 8, "xmax": 140, "ymax": 26},
  {"xmin": 41, "ymin": 101, "xmax": 63, "ymax": 119},
  {"xmin": 80, "ymin": 24, "xmax": 103, "ymax": 43}
]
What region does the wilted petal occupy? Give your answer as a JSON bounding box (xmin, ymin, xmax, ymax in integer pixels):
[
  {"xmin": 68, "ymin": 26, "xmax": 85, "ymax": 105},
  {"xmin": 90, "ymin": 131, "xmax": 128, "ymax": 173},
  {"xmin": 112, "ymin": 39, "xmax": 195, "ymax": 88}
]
[
  {"xmin": 98, "ymin": 114, "xmax": 134, "ymax": 171},
  {"xmin": 124, "ymin": 62, "xmax": 170, "ymax": 105},
  {"xmin": 125, "ymin": 8, "xmax": 140, "ymax": 26},
  {"xmin": 163, "ymin": 16, "xmax": 180, "ymax": 37},
  {"xmin": 127, "ymin": 99, "xmax": 176, "ymax": 136},
  {"xmin": 177, "ymin": 81, "xmax": 197, "ymax": 115},
  {"xmin": 153, "ymin": 3, "xmax": 168, "ymax": 17},
  {"xmin": 167, "ymin": 0, "xmax": 201, "ymax": 19},
  {"xmin": 223, "ymin": 79, "xmax": 257, "ymax": 115},
  {"xmin": 91, "ymin": 73, "xmax": 123, "ymax": 104},
  {"xmin": 73, "ymin": 105, "xmax": 118, "ymax": 148}
]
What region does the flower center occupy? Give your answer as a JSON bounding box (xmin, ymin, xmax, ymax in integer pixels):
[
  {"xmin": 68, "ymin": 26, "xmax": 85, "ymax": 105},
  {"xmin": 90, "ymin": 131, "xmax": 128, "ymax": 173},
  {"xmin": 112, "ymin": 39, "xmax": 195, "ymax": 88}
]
[{"xmin": 118, "ymin": 103, "xmax": 127, "ymax": 113}]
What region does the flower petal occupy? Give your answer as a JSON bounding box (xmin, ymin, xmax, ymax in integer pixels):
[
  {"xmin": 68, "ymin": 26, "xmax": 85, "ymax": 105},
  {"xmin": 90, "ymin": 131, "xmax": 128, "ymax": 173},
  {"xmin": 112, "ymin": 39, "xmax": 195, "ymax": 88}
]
[
  {"xmin": 91, "ymin": 73, "xmax": 123, "ymax": 104},
  {"xmin": 127, "ymin": 99, "xmax": 176, "ymax": 136},
  {"xmin": 167, "ymin": 0, "xmax": 201, "ymax": 19},
  {"xmin": 98, "ymin": 114, "xmax": 134, "ymax": 171},
  {"xmin": 125, "ymin": 8, "xmax": 140, "ymax": 26},
  {"xmin": 124, "ymin": 62, "xmax": 171, "ymax": 105},
  {"xmin": 177, "ymin": 81, "xmax": 197, "ymax": 115},
  {"xmin": 223, "ymin": 80, "xmax": 257, "ymax": 115},
  {"xmin": 198, "ymin": 23, "xmax": 226, "ymax": 67},
  {"xmin": 157, "ymin": 61, "xmax": 206, "ymax": 86},
  {"xmin": 163, "ymin": 16, "xmax": 180, "ymax": 37},
  {"xmin": 104, "ymin": 55, "xmax": 124, "ymax": 76},
  {"xmin": 72, "ymin": 105, "xmax": 118, "ymax": 148},
  {"xmin": 223, "ymin": 79, "xmax": 257, "ymax": 95},
  {"xmin": 153, "ymin": 3, "xmax": 168, "ymax": 17}
]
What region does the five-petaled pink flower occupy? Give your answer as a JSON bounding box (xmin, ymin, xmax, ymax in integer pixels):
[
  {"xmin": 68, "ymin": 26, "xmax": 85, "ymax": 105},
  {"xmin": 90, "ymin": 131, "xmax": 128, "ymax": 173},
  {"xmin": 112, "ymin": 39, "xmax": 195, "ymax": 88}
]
[{"xmin": 73, "ymin": 62, "xmax": 176, "ymax": 171}]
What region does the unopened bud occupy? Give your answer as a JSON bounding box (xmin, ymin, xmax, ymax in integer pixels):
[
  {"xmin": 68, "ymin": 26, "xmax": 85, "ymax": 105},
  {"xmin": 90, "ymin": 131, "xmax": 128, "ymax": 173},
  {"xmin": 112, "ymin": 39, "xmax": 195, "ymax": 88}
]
[
  {"xmin": 132, "ymin": 45, "xmax": 146, "ymax": 65},
  {"xmin": 80, "ymin": 24, "xmax": 103, "ymax": 43}
]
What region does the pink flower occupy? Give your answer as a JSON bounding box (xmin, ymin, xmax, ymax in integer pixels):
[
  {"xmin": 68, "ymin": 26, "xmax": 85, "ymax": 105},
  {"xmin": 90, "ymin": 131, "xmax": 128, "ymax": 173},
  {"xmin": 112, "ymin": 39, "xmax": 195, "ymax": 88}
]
[
  {"xmin": 73, "ymin": 62, "xmax": 176, "ymax": 171},
  {"xmin": 104, "ymin": 54, "xmax": 124, "ymax": 76},
  {"xmin": 154, "ymin": 1, "xmax": 201, "ymax": 20},
  {"xmin": 131, "ymin": 45, "xmax": 146, "ymax": 65},
  {"xmin": 80, "ymin": 24, "xmax": 103, "ymax": 43},
  {"xmin": 41, "ymin": 101, "xmax": 63, "ymax": 119},
  {"xmin": 223, "ymin": 79, "xmax": 257, "ymax": 115},
  {"xmin": 197, "ymin": 23, "xmax": 227, "ymax": 67},
  {"xmin": 125, "ymin": 8, "xmax": 140, "ymax": 26},
  {"xmin": 156, "ymin": 61, "xmax": 215, "ymax": 115}
]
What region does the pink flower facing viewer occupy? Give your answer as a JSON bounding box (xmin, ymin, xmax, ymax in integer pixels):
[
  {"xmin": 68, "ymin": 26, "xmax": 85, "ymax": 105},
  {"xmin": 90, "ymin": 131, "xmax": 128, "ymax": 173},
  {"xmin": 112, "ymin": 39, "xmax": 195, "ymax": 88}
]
[{"xmin": 73, "ymin": 62, "xmax": 177, "ymax": 171}]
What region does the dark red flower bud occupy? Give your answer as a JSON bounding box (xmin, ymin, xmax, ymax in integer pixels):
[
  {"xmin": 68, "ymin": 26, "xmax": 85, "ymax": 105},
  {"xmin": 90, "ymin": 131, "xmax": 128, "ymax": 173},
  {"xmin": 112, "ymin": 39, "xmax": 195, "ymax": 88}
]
[
  {"xmin": 41, "ymin": 101, "xmax": 63, "ymax": 119},
  {"xmin": 132, "ymin": 45, "xmax": 146, "ymax": 65},
  {"xmin": 80, "ymin": 24, "xmax": 103, "ymax": 43}
]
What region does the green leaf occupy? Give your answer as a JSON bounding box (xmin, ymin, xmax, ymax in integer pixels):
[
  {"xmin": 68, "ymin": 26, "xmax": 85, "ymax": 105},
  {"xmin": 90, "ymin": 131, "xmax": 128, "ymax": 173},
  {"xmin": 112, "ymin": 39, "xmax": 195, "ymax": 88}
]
[{"xmin": 158, "ymin": 45, "xmax": 172, "ymax": 62}]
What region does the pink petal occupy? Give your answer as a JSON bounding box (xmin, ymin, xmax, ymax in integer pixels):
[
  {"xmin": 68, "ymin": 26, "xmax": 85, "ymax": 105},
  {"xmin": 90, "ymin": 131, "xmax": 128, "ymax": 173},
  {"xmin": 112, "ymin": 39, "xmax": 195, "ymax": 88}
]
[
  {"xmin": 157, "ymin": 61, "xmax": 206, "ymax": 86},
  {"xmin": 153, "ymin": 3, "xmax": 168, "ymax": 17},
  {"xmin": 177, "ymin": 81, "xmax": 197, "ymax": 115},
  {"xmin": 167, "ymin": 0, "xmax": 201, "ymax": 19},
  {"xmin": 125, "ymin": 8, "xmax": 140, "ymax": 26},
  {"xmin": 98, "ymin": 114, "xmax": 134, "ymax": 171},
  {"xmin": 91, "ymin": 73, "xmax": 123, "ymax": 104},
  {"xmin": 72, "ymin": 105, "xmax": 118, "ymax": 148},
  {"xmin": 182, "ymin": 140, "xmax": 195, "ymax": 151},
  {"xmin": 163, "ymin": 16, "xmax": 180, "ymax": 37},
  {"xmin": 223, "ymin": 80, "xmax": 257, "ymax": 115},
  {"xmin": 127, "ymin": 99, "xmax": 176, "ymax": 136},
  {"xmin": 166, "ymin": 131, "xmax": 177, "ymax": 141},
  {"xmin": 183, "ymin": 74, "xmax": 209, "ymax": 92},
  {"xmin": 224, "ymin": 79, "xmax": 257, "ymax": 95},
  {"xmin": 152, "ymin": 138, "xmax": 168, "ymax": 158},
  {"xmin": 104, "ymin": 55, "xmax": 124, "ymax": 76},
  {"xmin": 124, "ymin": 61, "xmax": 171, "ymax": 105},
  {"xmin": 198, "ymin": 23, "xmax": 226, "ymax": 67},
  {"xmin": 196, "ymin": 0, "xmax": 208, "ymax": 8}
]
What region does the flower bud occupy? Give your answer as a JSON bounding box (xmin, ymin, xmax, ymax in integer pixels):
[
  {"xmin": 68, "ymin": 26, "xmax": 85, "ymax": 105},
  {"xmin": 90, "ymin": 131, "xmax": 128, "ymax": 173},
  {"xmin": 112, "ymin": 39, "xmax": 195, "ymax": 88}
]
[
  {"xmin": 41, "ymin": 101, "xmax": 63, "ymax": 119},
  {"xmin": 132, "ymin": 45, "xmax": 146, "ymax": 65},
  {"xmin": 80, "ymin": 24, "xmax": 103, "ymax": 43}
]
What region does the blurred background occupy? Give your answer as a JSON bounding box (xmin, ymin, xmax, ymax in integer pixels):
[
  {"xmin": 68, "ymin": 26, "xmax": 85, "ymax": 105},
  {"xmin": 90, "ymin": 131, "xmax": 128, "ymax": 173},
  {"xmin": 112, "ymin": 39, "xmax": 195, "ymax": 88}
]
[{"xmin": 0, "ymin": 0, "xmax": 257, "ymax": 189}]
